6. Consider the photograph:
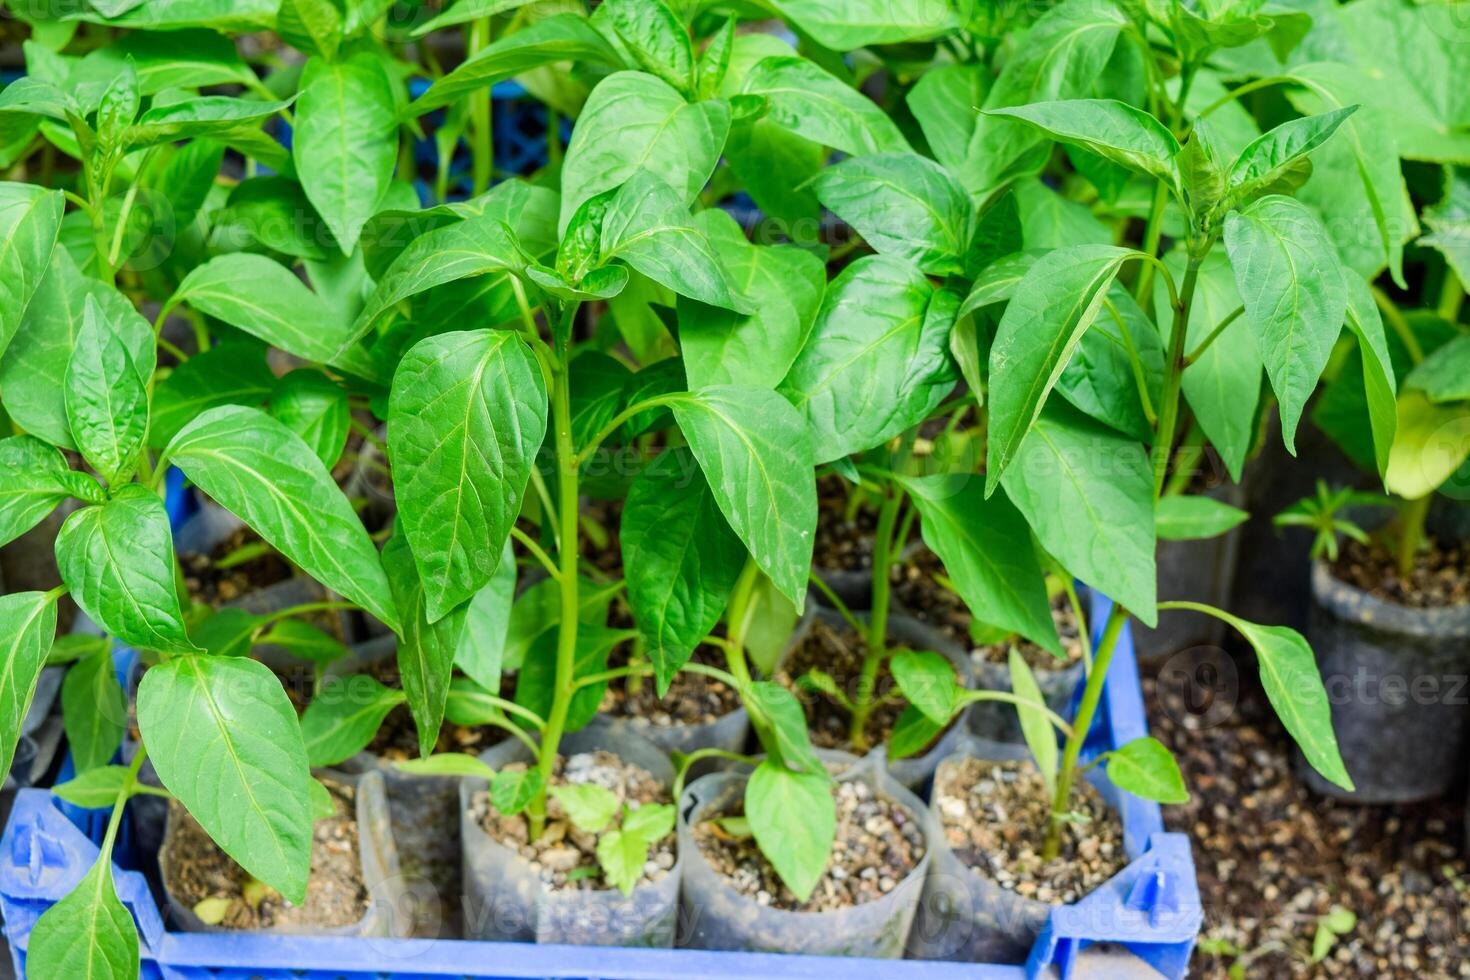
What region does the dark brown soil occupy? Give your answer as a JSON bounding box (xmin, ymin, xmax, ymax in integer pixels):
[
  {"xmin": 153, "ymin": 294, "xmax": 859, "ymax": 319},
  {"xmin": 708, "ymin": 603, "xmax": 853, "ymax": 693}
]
[
  {"xmin": 599, "ymin": 646, "xmax": 741, "ymax": 727},
  {"xmin": 1147, "ymin": 663, "xmax": 1470, "ymax": 977},
  {"xmin": 1329, "ymin": 537, "xmax": 1470, "ymax": 609},
  {"xmin": 163, "ymin": 778, "xmax": 368, "ymax": 930},
  {"xmin": 778, "ymin": 616, "xmax": 958, "ymax": 753},
  {"xmin": 472, "ymin": 751, "xmax": 676, "ymax": 891},
  {"xmin": 181, "ymin": 525, "xmax": 293, "ymax": 605},
  {"xmin": 934, "ymin": 757, "xmax": 1126, "ymax": 904},
  {"xmin": 970, "ymin": 592, "xmax": 1087, "ymax": 672},
  {"xmin": 693, "ymin": 777, "xmax": 926, "ymax": 911},
  {"xmin": 813, "ymin": 474, "xmax": 883, "ymax": 572},
  {"xmin": 364, "ymin": 658, "xmax": 508, "ymax": 759}
]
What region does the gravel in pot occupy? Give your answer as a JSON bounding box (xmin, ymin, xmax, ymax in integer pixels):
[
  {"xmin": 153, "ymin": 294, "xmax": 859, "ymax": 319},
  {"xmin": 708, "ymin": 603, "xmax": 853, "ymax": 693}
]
[
  {"xmin": 1298, "ymin": 546, "xmax": 1470, "ymax": 803},
  {"xmin": 908, "ymin": 738, "xmax": 1127, "ymax": 963},
  {"xmin": 779, "ymin": 607, "xmax": 974, "ymax": 790},
  {"xmin": 677, "ymin": 750, "xmax": 932, "ymax": 957},
  {"xmin": 966, "ymin": 593, "xmax": 1087, "ymax": 744},
  {"xmin": 460, "ymin": 720, "xmax": 681, "ymax": 946},
  {"xmin": 160, "ymin": 770, "xmax": 409, "ymax": 937}
]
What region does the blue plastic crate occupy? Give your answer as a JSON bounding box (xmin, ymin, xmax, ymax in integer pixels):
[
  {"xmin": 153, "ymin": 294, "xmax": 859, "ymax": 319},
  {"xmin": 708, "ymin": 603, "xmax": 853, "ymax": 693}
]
[{"xmin": 0, "ymin": 580, "xmax": 1199, "ymax": 978}]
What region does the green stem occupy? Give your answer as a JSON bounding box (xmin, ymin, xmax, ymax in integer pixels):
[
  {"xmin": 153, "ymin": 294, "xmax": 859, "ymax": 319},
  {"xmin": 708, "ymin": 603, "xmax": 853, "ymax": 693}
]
[
  {"xmin": 528, "ymin": 303, "xmax": 581, "ymax": 839},
  {"xmin": 849, "ymin": 488, "xmax": 901, "ymax": 749},
  {"xmin": 808, "ymin": 570, "xmax": 864, "ymax": 636},
  {"xmin": 1438, "ymin": 273, "xmax": 1464, "ymax": 323},
  {"xmin": 673, "ymin": 749, "xmax": 758, "ymax": 802},
  {"xmin": 1150, "ymin": 250, "xmax": 1205, "ymax": 497},
  {"xmin": 1372, "ymin": 285, "xmax": 1422, "ymax": 364},
  {"xmin": 1061, "ymin": 578, "xmax": 1092, "ymax": 673},
  {"xmin": 1397, "ymin": 494, "xmax": 1431, "ymax": 580},
  {"xmin": 255, "ymin": 600, "xmax": 358, "ymax": 627},
  {"xmin": 957, "ymin": 690, "xmax": 1075, "ymax": 739},
  {"xmin": 510, "ymin": 526, "xmax": 560, "ymax": 582},
  {"xmin": 1041, "ymin": 605, "xmax": 1127, "ymax": 861},
  {"xmin": 723, "ymin": 558, "xmax": 761, "ymax": 688},
  {"xmin": 1185, "ymin": 305, "xmax": 1244, "ymax": 366},
  {"xmin": 1133, "ymin": 180, "xmax": 1169, "ymax": 303},
  {"xmin": 468, "ymin": 18, "xmax": 494, "ymax": 195}
]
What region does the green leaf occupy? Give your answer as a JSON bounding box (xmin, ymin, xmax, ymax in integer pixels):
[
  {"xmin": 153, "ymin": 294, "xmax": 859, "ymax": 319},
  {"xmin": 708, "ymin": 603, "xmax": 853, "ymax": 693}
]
[
  {"xmin": 491, "ymin": 767, "xmax": 543, "ymax": 816},
  {"xmin": 1385, "ymin": 391, "xmax": 1470, "ymax": 500},
  {"xmin": 745, "ymin": 681, "xmax": 824, "ymax": 776},
  {"xmin": 455, "ymin": 539, "xmax": 517, "ymax": 695},
  {"xmin": 64, "ymin": 295, "xmax": 151, "ymax": 487},
  {"xmin": 125, "ymin": 95, "xmax": 291, "ymax": 149},
  {"xmin": 768, "ymin": 0, "xmax": 961, "ymax": 48},
  {"xmin": 1106, "ymin": 736, "xmax": 1188, "ymax": 804},
  {"xmin": 268, "ymin": 369, "xmax": 350, "ymax": 468},
  {"xmin": 745, "ymin": 760, "xmax": 834, "ymax": 903},
  {"xmin": 560, "ymin": 71, "xmax": 729, "ymax": 234},
  {"xmin": 1000, "ymin": 402, "xmax": 1157, "ymax": 626},
  {"xmin": 394, "ymin": 752, "xmax": 497, "ymax": 780},
  {"xmin": 599, "ymin": 170, "xmax": 748, "ymax": 312},
  {"xmin": 413, "ymin": 14, "xmax": 623, "ymax": 116},
  {"xmin": 986, "ymin": 99, "xmax": 1180, "ymax": 189},
  {"xmin": 384, "ymin": 532, "xmax": 467, "ymax": 758},
  {"xmin": 1406, "ymin": 333, "xmax": 1470, "ymax": 404},
  {"xmin": 70, "ymin": 29, "xmax": 256, "ymax": 97},
  {"xmin": 388, "ymin": 329, "xmax": 547, "ymax": 622},
  {"xmin": 0, "ymin": 591, "xmax": 58, "ymax": 781},
  {"xmin": 56, "ymin": 487, "xmax": 197, "ymax": 655},
  {"xmin": 276, "ymin": 0, "xmax": 343, "ymax": 59},
  {"xmin": 550, "ymin": 783, "xmax": 621, "ymax": 834},
  {"xmin": 26, "ymin": 857, "xmax": 139, "ymax": 980},
  {"xmin": 1224, "ymin": 195, "xmax": 1347, "ymax": 453},
  {"xmin": 964, "ymin": 0, "xmax": 1126, "ymax": 196},
  {"xmin": 295, "ymin": 52, "xmax": 397, "ymax": 254},
  {"xmin": 1009, "ymin": 649, "xmax": 1057, "ymax": 797},
  {"xmin": 781, "ymin": 256, "xmax": 957, "ymax": 465},
  {"xmin": 0, "ymin": 182, "xmax": 64, "ymax": 361},
  {"xmin": 1227, "ymin": 106, "xmax": 1357, "ymax": 206},
  {"xmin": 214, "ymin": 175, "xmax": 331, "ymax": 260},
  {"xmin": 151, "ymin": 340, "xmax": 275, "ymax": 448},
  {"xmin": 985, "ymin": 244, "xmax": 1133, "ymax": 494},
  {"xmin": 0, "ymin": 435, "xmax": 96, "ymax": 548},
  {"xmin": 62, "ymin": 651, "xmax": 126, "ymax": 773},
  {"xmin": 888, "ymin": 703, "xmax": 943, "ymax": 760},
  {"xmin": 137, "ymin": 654, "xmax": 314, "ymax": 902},
  {"xmin": 257, "ymin": 619, "xmax": 346, "ymax": 665},
  {"xmin": 300, "ymin": 673, "xmax": 405, "ymax": 767},
  {"xmin": 678, "ymin": 209, "xmax": 824, "ymax": 390},
  {"xmin": 897, "ymin": 473, "xmax": 1060, "ymax": 654},
  {"xmin": 907, "ymin": 63, "xmax": 989, "ymax": 175},
  {"xmin": 409, "ymin": 0, "xmax": 538, "ymax": 35},
  {"xmin": 667, "ymin": 386, "xmax": 816, "ymax": 609},
  {"xmin": 167, "ymin": 406, "xmax": 399, "ymax": 632},
  {"xmin": 191, "ymin": 607, "xmax": 265, "ymax": 659},
  {"xmin": 1176, "ymin": 601, "xmax": 1352, "ymax": 792},
  {"xmin": 812, "ymin": 153, "xmax": 972, "ymax": 275},
  {"xmin": 1156, "ymin": 495, "xmax": 1249, "ymax": 541},
  {"xmin": 0, "ymin": 249, "xmax": 151, "ymax": 450},
  {"xmin": 53, "ymin": 765, "xmax": 134, "ymax": 809},
  {"xmin": 889, "ymin": 650, "xmax": 959, "ymax": 726},
  {"xmin": 623, "ymin": 801, "xmax": 675, "ymax": 841},
  {"xmin": 740, "ymin": 56, "xmax": 909, "ymax": 158},
  {"xmin": 622, "ymin": 448, "xmax": 744, "ymax": 693},
  {"xmin": 694, "ymin": 17, "xmax": 734, "ymax": 100},
  {"xmin": 602, "ymin": 0, "xmax": 692, "ymax": 92},
  {"xmin": 70, "ymin": 0, "xmax": 279, "ymax": 31},
  {"xmin": 169, "ymin": 253, "xmax": 376, "ymax": 380},
  {"xmin": 1057, "ymin": 284, "xmax": 1164, "ymax": 441}
]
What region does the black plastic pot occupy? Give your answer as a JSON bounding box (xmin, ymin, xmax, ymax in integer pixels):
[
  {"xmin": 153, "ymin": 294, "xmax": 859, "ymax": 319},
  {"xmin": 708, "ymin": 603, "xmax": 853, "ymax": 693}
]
[
  {"xmin": 1298, "ymin": 562, "xmax": 1470, "ymax": 803},
  {"xmin": 1132, "ymin": 482, "xmax": 1246, "ymax": 665}
]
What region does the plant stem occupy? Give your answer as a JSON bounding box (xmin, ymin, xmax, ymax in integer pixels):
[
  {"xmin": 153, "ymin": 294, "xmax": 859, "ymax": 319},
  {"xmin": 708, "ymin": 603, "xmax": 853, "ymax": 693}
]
[
  {"xmin": 1041, "ymin": 605, "xmax": 1127, "ymax": 861},
  {"xmin": 1133, "ymin": 180, "xmax": 1169, "ymax": 303},
  {"xmin": 1150, "ymin": 250, "xmax": 1205, "ymax": 497},
  {"xmin": 509, "ymin": 526, "xmax": 560, "ymax": 582},
  {"xmin": 1184, "ymin": 305, "xmax": 1244, "ymax": 366},
  {"xmin": 723, "ymin": 558, "xmax": 761, "ymax": 688},
  {"xmin": 528, "ymin": 303, "xmax": 581, "ymax": 839},
  {"xmin": 849, "ymin": 488, "xmax": 901, "ymax": 749},
  {"xmin": 1438, "ymin": 273, "xmax": 1464, "ymax": 323},
  {"xmin": 468, "ymin": 18, "xmax": 493, "ymax": 195},
  {"xmin": 1372, "ymin": 285, "xmax": 1422, "ymax": 364},
  {"xmin": 1397, "ymin": 494, "xmax": 1431, "ymax": 580}
]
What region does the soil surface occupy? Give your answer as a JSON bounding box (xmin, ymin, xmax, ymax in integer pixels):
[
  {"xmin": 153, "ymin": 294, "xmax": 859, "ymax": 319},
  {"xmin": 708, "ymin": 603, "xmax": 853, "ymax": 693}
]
[
  {"xmin": 1148, "ymin": 663, "xmax": 1470, "ymax": 978},
  {"xmin": 1329, "ymin": 537, "xmax": 1470, "ymax": 609},
  {"xmin": 934, "ymin": 757, "xmax": 1126, "ymax": 904},
  {"xmin": 598, "ymin": 646, "xmax": 741, "ymax": 728},
  {"xmin": 181, "ymin": 525, "xmax": 294, "ymax": 605},
  {"xmin": 694, "ymin": 777, "xmax": 926, "ymax": 911},
  {"xmin": 813, "ymin": 475, "xmax": 883, "ymax": 572},
  {"xmin": 778, "ymin": 616, "xmax": 957, "ymax": 753},
  {"xmin": 896, "ymin": 552, "xmax": 1085, "ymax": 671},
  {"xmin": 163, "ymin": 778, "xmax": 368, "ymax": 930},
  {"xmin": 473, "ymin": 751, "xmax": 676, "ymax": 891}
]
